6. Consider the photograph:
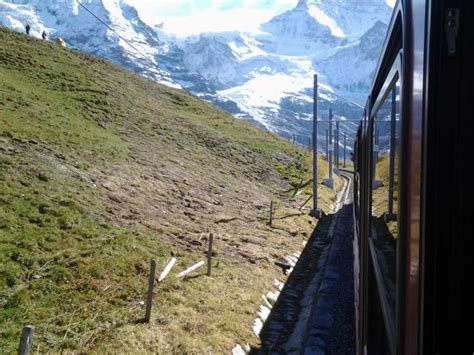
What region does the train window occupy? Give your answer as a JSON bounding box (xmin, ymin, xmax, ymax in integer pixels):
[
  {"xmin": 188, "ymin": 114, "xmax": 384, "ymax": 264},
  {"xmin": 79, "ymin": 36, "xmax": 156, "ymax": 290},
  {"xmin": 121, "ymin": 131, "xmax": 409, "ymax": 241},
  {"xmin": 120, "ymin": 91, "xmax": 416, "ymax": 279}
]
[
  {"xmin": 369, "ymin": 80, "xmax": 400, "ymax": 345},
  {"xmin": 372, "ymin": 83, "xmax": 400, "ymax": 233}
]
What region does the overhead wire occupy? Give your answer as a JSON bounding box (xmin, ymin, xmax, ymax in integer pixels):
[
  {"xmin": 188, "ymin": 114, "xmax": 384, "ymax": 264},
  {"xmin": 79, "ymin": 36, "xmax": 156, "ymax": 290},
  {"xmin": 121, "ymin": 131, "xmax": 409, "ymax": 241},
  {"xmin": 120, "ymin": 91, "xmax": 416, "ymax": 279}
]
[
  {"xmin": 324, "ymin": 89, "xmax": 365, "ymax": 109},
  {"xmin": 74, "ymin": 0, "xmax": 368, "ymax": 144},
  {"xmin": 74, "ymin": 0, "xmax": 165, "ymax": 78}
]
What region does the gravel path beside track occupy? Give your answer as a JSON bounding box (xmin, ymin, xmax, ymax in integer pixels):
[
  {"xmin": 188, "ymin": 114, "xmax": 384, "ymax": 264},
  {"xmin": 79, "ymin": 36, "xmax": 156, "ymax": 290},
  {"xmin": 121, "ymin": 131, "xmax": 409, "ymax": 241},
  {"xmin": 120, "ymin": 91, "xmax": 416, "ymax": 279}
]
[{"xmin": 254, "ymin": 173, "xmax": 355, "ymax": 354}]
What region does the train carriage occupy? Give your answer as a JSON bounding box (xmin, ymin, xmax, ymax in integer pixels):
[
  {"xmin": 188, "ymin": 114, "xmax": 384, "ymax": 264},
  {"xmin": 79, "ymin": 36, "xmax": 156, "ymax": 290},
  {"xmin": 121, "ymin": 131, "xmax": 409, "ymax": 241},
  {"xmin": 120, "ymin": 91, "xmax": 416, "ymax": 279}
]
[{"xmin": 353, "ymin": 0, "xmax": 474, "ymax": 353}]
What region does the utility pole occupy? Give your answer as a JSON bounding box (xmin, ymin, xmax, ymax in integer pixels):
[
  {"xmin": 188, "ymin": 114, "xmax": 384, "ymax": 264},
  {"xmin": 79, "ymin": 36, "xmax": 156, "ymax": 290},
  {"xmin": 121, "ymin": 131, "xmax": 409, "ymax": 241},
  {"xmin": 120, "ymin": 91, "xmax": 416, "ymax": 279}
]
[
  {"xmin": 329, "ymin": 109, "xmax": 333, "ymax": 180},
  {"xmin": 336, "ymin": 121, "xmax": 340, "ymax": 168},
  {"xmin": 325, "ymin": 129, "xmax": 329, "ymax": 159},
  {"xmin": 386, "ymin": 88, "xmax": 397, "ymax": 222},
  {"xmin": 324, "ymin": 108, "xmax": 334, "ymax": 189},
  {"xmin": 372, "ymin": 119, "xmax": 382, "ymax": 189},
  {"xmin": 372, "ymin": 120, "xmax": 376, "ymax": 185},
  {"xmin": 311, "ymin": 74, "xmax": 321, "ymax": 218},
  {"xmin": 344, "ymin": 131, "xmax": 347, "ymax": 168},
  {"xmin": 375, "ymin": 128, "xmax": 380, "ymax": 163}
]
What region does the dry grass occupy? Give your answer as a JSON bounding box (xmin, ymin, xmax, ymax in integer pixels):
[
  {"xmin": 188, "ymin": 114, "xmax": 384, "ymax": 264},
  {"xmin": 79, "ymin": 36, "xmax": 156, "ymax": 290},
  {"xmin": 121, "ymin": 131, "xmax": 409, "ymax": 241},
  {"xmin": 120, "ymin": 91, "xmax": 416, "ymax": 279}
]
[
  {"xmin": 0, "ymin": 28, "xmax": 339, "ymax": 353},
  {"xmin": 372, "ymin": 154, "xmax": 399, "ymax": 238}
]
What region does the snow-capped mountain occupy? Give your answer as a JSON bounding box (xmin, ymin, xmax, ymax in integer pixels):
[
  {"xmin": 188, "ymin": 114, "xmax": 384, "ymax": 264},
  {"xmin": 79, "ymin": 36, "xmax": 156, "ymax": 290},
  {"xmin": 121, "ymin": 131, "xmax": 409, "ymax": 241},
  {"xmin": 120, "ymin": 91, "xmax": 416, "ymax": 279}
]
[
  {"xmin": 0, "ymin": 0, "xmax": 393, "ymax": 148},
  {"xmin": 181, "ymin": 33, "xmax": 243, "ymax": 89},
  {"xmin": 0, "ymin": 0, "xmax": 177, "ymax": 85},
  {"xmin": 258, "ymin": 0, "xmax": 340, "ymax": 57},
  {"xmin": 172, "ymin": 0, "xmax": 392, "ymax": 142},
  {"xmin": 317, "ymin": 20, "xmax": 389, "ymax": 103},
  {"xmin": 306, "ymin": 0, "xmax": 392, "ymax": 38}
]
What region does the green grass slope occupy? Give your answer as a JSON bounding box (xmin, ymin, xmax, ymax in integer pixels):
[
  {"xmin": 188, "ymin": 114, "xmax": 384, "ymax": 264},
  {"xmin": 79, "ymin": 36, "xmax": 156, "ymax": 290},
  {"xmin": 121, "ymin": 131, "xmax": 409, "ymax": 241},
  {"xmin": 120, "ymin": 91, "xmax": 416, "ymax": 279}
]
[{"xmin": 0, "ymin": 28, "xmax": 337, "ymax": 352}]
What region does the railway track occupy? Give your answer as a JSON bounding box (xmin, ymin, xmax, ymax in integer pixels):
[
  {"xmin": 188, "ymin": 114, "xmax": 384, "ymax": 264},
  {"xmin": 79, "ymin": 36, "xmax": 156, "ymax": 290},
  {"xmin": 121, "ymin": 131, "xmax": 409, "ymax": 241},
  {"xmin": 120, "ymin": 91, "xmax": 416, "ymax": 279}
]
[
  {"xmin": 333, "ymin": 170, "xmax": 354, "ymax": 212},
  {"xmin": 254, "ymin": 172, "xmax": 355, "ymax": 354}
]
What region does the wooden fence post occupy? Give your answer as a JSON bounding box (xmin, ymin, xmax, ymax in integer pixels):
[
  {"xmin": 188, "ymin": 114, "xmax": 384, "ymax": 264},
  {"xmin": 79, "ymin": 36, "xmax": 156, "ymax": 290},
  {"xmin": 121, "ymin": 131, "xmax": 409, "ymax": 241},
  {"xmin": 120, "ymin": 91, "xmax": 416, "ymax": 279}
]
[
  {"xmin": 18, "ymin": 325, "xmax": 34, "ymax": 355},
  {"xmin": 207, "ymin": 233, "xmax": 214, "ymax": 276},
  {"xmin": 144, "ymin": 259, "xmax": 156, "ymax": 323},
  {"xmin": 269, "ymin": 200, "xmax": 274, "ymax": 226}
]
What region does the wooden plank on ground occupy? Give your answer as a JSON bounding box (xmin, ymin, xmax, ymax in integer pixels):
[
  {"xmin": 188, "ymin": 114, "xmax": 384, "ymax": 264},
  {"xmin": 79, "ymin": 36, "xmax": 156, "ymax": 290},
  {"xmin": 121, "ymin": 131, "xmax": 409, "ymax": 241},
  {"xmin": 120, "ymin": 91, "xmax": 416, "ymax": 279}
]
[{"xmin": 176, "ymin": 261, "xmax": 205, "ymax": 278}]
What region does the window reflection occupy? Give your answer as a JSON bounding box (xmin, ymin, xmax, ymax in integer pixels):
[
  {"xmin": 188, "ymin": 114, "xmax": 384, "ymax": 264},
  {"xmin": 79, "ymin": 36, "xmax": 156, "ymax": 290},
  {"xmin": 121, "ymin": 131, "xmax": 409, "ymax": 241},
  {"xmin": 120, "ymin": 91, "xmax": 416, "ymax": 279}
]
[
  {"xmin": 372, "ymin": 83, "xmax": 400, "ymax": 236},
  {"xmin": 369, "ymin": 81, "xmax": 400, "ymax": 337}
]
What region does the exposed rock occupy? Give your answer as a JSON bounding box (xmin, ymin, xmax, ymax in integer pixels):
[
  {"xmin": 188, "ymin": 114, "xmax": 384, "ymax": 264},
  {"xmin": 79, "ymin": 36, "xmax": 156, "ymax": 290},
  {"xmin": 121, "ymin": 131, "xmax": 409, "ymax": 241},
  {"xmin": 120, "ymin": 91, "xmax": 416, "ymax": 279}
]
[
  {"xmin": 215, "ymin": 216, "xmax": 238, "ymax": 224},
  {"xmin": 108, "ymin": 194, "xmax": 122, "ymax": 203},
  {"xmin": 37, "ymin": 172, "xmax": 49, "ymax": 181},
  {"xmin": 189, "ymin": 239, "xmax": 203, "ymax": 246}
]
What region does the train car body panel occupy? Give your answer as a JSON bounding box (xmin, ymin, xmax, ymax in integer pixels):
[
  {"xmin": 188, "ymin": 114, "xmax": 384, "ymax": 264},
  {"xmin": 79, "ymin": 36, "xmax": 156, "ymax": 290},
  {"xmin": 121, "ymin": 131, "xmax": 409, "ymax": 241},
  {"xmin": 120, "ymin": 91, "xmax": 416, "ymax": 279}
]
[
  {"xmin": 421, "ymin": 0, "xmax": 474, "ymax": 353},
  {"xmin": 352, "ymin": 0, "xmax": 473, "ymax": 353}
]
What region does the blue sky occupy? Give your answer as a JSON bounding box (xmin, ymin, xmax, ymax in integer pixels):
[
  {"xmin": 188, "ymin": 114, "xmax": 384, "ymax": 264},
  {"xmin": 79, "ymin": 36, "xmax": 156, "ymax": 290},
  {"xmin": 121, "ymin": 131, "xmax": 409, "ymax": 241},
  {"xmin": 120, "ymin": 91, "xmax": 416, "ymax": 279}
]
[{"xmin": 124, "ymin": 0, "xmax": 297, "ymax": 35}]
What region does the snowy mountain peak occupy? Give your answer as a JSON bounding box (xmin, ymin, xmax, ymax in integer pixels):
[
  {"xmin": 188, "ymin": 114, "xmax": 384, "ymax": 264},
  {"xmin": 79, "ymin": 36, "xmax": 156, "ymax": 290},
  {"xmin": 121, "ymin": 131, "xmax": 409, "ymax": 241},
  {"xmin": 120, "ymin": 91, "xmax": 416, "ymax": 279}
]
[
  {"xmin": 296, "ymin": 0, "xmax": 310, "ymax": 9},
  {"xmin": 258, "ymin": 0, "xmax": 340, "ymax": 56},
  {"xmin": 307, "ymin": 0, "xmax": 392, "ymax": 38}
]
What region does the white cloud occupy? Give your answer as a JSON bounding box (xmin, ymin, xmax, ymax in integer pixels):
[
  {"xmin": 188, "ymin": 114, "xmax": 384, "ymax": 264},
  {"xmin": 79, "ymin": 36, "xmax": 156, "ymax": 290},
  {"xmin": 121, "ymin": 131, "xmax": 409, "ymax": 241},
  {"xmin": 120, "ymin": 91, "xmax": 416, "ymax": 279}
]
[
  {"xmin": 124, "ymin": 0, "xmax": 395, "ymax": 36},
  {"xmin": 124, "ymin": 0, "xmax": 297, "ymax": 35},
  {"xmin": 159, "ymin": 8, "xmax": 287, "ymax": 36}
]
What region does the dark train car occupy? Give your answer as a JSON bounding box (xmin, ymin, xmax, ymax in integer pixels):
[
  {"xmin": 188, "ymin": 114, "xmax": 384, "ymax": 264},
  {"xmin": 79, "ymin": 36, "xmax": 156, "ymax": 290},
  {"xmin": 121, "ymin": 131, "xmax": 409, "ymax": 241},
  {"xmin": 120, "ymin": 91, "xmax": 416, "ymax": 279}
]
[{"xmin": 353, "ymin": 0, "xmax": 474, "ymax": 353}]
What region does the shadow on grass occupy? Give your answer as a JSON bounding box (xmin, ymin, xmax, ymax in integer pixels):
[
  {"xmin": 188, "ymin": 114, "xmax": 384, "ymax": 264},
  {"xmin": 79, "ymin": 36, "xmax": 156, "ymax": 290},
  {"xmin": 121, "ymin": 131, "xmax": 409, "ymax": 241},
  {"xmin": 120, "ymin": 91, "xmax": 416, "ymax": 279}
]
[
  {"xmin": 182, "ymin": 273, "xmax": 207, "ymax": 281},
  {"xmin": 273, "ymin": 213, "xmax": 304, "ymax": 220}
]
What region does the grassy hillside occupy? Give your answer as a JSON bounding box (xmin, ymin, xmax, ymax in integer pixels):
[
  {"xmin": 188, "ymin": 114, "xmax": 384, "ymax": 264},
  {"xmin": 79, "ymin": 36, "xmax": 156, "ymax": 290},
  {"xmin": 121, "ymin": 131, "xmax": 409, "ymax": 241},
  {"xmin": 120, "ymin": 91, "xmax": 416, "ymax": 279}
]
[
  {"xmin": 0, "ymin": 28, "xmax": 339, "ymax": 353},
  {"xmin": 372, "ymin": 154, "xmax": 398, "ymax": 237}
]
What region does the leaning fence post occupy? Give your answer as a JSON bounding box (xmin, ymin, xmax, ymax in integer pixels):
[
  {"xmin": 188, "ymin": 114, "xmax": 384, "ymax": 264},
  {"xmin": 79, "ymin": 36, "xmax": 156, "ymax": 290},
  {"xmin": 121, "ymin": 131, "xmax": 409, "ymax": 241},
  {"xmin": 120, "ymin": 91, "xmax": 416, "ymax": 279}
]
[
  {"xmin": 176, "ymin": 261, "xmax": 205, "ymax": 278},
  {"xmin": 144, "ymin": 259, "xmax": 156, "ymax": 323},
  {"xmin": 18, "ymin": 325, "xmax": 34, "ymax": 355},
  {"xmin": 207, "ymin": 233, "xmax": 214, "ymax": 276},
  {"xmin": 299, "ymin": 194, "xmax": 313, "ymax": 211},
  {"xmin": 158, "ymin": 258, "xmax": 176, "ymax": 282}
]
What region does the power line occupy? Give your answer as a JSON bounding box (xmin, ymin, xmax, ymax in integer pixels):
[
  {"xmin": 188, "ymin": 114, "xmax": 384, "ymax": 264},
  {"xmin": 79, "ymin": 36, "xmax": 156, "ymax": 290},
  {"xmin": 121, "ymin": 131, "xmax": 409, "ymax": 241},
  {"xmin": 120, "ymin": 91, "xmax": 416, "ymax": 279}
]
[
  {"xmin": 75, "ymin": 0, "xmax": 164, "ymax": 78},
  {"xmin": 325, "ymin": 89, "xmax": 365, "ymax": 109}
]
